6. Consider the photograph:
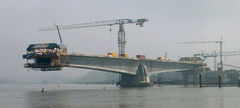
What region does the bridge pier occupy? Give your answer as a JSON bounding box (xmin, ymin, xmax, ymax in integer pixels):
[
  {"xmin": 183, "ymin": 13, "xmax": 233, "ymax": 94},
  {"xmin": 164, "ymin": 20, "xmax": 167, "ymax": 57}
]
[
  {"xmin": 184, "ymin": 71, "xmax": 189, "ymax": 86},
  {"xmin": 117, "ymin": 64, "xmax": 153, "ymax": 87}
]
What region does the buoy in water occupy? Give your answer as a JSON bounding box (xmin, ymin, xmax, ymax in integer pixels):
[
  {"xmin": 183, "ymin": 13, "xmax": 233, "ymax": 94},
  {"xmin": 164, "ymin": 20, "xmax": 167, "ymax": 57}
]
[
  {"xmin": 103, "ymin": 86, "xmax": 106, "ymax": 90},
  {"xmin": 41, "ymin": 88, "xmax": 45, "ymax": 93}
]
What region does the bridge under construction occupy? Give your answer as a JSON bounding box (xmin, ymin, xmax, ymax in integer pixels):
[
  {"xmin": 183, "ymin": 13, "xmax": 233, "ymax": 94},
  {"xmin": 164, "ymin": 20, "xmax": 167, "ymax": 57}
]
[
  {"xmin": 22, "ymin": 18, "xmax": 205, "ymax": 87},
  {"xmin": 22, "ymin": 43, "xmax": 204, "ymax": 87}
]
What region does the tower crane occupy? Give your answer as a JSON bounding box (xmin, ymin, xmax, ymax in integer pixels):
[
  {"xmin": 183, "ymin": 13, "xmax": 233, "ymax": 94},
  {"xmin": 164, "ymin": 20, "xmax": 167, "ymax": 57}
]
[
  {"xmin": 177, "ymin": 36, "xmax": 223, "ymax": 74},
  {"xmin": 39, "ymin": 18, "xmax": 148, "ymax": 58},
  {"xmin": 194, "ymin": 51, "xmax": 218, "ymax": 71},
  {"xmin": 177, "ymin": 36, "xmax": 224, "ymax": 87},
  {"xmin": 194, "ymin": 51, "xmax": 240, "ymax": 71}
]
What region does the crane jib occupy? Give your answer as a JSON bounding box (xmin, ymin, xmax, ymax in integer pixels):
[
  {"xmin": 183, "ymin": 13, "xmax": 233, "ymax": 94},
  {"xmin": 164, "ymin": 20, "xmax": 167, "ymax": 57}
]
[{"xmin": 39, "ymin": 18, "xmax": 148, "ymax": 58}]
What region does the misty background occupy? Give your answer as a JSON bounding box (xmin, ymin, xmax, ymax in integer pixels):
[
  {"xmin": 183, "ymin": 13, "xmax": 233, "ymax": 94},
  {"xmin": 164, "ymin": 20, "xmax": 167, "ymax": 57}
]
[{"xmin": 1, "ymin": 0, "xmax": 240, "ymax": 83}]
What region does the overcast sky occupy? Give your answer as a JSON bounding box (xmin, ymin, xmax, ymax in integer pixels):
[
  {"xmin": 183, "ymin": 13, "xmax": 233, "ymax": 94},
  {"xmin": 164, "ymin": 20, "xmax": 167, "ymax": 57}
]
[{"xmin": 1, "ymin": 0, "xmax": 240, "ymax": 81}]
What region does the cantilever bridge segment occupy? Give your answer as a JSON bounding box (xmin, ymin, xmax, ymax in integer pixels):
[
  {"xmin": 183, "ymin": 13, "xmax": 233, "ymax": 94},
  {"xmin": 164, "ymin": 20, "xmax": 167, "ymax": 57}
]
[
  {"xmin": 23, "ymin": 43, "xmax": 204, "ymax": 87},
  {"xmin": 67, "ymin": 54, "xmax": 201, "ymax": 75},
  {"xmin": 66, "ymin": 54, "xmax": 203, "ymax": 87}
]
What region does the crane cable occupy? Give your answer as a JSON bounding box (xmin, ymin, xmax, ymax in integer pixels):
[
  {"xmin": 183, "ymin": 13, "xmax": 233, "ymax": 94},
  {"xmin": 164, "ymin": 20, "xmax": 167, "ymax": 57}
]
[
  {"xmin": 223, "ymin": 64, "xmax": 240, "ymax": 69},
  {"xmin": 109, "ymin": 28, "xmax": 113, "ymax": 51}
]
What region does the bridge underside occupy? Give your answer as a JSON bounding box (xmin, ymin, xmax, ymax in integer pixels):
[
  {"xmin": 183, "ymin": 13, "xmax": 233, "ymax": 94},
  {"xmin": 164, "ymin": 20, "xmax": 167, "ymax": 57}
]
[
  {"xmin": 23, "ymin": 53, "xmax": 203, "ymax": 87},
  {"xmin": 67, "ymin": 55, "xmax": 203, "ymax": 87},
  {"xmin": 67, "ymin": 55, "xmax": 202, "ymax": 75}
]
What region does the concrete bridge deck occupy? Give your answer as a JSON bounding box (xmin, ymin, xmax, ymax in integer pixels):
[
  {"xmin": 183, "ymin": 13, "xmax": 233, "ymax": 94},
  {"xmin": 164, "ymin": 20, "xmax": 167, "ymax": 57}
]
[{"xmin": 67, "ymin": 55, "xmax": 203, "ymax": 75}]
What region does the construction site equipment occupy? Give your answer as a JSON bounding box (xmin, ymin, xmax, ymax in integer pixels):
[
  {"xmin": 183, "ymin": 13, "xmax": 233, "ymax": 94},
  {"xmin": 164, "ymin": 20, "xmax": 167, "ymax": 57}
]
[
  {"xmin": 107, "ymin": 53, "xmax": 118, "ymax": 58},
  {"xmin": 136, "ymin": 55, "xmax": 146, "ymax": 59},
  {"xmin": 194, "ymin": 51, "xmax": 240, "ymax": 71},
  {"xmin": 22, "ymin": 43, "xmax": 68, "ymax": 71},
  {"xmin": 120, "ymin": 54, "xmax": 129, "ymax": 58},
  {"xmin": 177, "ymin": 36, "xmax": 223, "ymax": 73},
  {"xmin": 194, "ymin": 51, "xmax": 218, "ymax": 70},
  {"xmin": 178, "ymin": 57, "xmax": 204, "ymax": 63},
  {"xmin": 39, "ymin": 18, "xmax": 148, "ymax": 58},
  {"xmin": 178, "ymin": 36, "xmax": 224, "ymax": 88},
  {"xmin": 156, "ymin": 57, "xmax": 166, "ymax": 61},
  {"xmin": 164, "ymin": 52, "xmax": 168, "ymax": 59},
  {"xmin": 56, "ymin": 25, "xmax": 63, "ymax": 43}
]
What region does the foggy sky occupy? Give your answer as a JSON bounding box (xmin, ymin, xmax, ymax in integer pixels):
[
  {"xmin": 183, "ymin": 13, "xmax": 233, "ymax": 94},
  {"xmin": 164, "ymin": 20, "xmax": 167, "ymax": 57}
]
[{"xmin": 1, "ymin": 0, "xmax": 240, "ymax": 81}]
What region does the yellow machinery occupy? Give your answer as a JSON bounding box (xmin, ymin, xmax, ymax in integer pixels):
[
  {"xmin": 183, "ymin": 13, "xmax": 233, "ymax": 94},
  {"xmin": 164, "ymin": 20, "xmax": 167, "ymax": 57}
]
[
  {"xmin": 120, "ymin": 54, "xmax": 129, "ymax": 58},
  {"xmin": 107, "ymin": 53, "xmax": 128, "ymax": 58},
  {"xmin": 107, "ymin": 53, "xmax": 118, "ymax": 58},
  {"xmin": 156, "ymin": 57, "xmax": 166, "ymax": 61}
]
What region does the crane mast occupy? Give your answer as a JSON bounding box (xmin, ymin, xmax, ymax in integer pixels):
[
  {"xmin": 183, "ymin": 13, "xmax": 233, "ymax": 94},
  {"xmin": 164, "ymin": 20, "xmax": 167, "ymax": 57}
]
[
  {"xmin": 178, "ymin": 36, "xmax": 224, "ymax": 87},
  {"xmin": 219, "ymin": 36, "xmax": 223, "ymax": 76},
  {"xmin": 177, "ymin": 37, "xmax": 223, "ymax": 73},
  {"xmin": 39, "ymin": 18, "xmax": 148, "ymax": 58},
  {"xmin": 118, "ymin": 23, "xmax": 126, "ymax": 57}
]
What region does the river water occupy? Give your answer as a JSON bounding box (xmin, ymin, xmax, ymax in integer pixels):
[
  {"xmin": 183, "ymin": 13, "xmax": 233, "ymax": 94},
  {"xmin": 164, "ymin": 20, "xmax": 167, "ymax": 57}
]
[{"xmin": 0, "ymin": 84, "xmax": 240, "ymax": 108}]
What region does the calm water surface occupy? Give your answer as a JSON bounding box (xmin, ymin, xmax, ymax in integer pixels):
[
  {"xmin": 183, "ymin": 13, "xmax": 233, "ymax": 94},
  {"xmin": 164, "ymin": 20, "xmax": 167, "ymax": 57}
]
[{"xmin": 0, "ymin": 84, "xmax": 240, "ymax": 108}]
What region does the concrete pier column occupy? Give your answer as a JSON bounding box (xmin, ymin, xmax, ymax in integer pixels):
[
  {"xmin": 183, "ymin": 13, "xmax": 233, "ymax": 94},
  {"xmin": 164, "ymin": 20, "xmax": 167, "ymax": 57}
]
[
  {"xmin": 117, "ymin": 64, "xmax": 153, "ymax": 87},
  {"xmin": 184, "ymin": 71, "xmax": 189, "ymax": 86},
  {"xmin": 199, "ymin": 72, "xmax": 202, "ymax": 88}
]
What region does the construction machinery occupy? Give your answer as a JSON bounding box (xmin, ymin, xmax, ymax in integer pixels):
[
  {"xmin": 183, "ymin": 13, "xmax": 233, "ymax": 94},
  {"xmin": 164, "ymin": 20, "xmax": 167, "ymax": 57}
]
[
  {"xmin": 22, "ymin": 43, "xmax": 68, "ymax": 71},
  {"xmin": 107, "ymin": 52, "xmax": 118, "ymax": 58},
  {"xmin": 39, "ymin": 18, "xmax": 148, "ymax": 58},
  {"xmin": 22, "ymin": 24, "xmax": 69, "ymax": 71},
  {"xmin": 156, "ymin": 57, "xmax": 166, "ymax": 61},
  {"xmin": 178, "ymin": 57, "xmax": 205, "ymax": 63},
  {"xmin": 177, "ymin": 36, "xmax": 224, "ymax": 87},
  {"xmin": 194, "ymin": 51, "xmax": 218, "ymax": 71},
  {"xmin": 136, "ymin": 55, "xmax": 146, "ymax": 60},
  {"xmin": 194, "ymin": 51, "xmax": 240, "ymax": 71},
  {"xmin": 178, "ymin": 37, "xmax": 223, "ymax": 71}
]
